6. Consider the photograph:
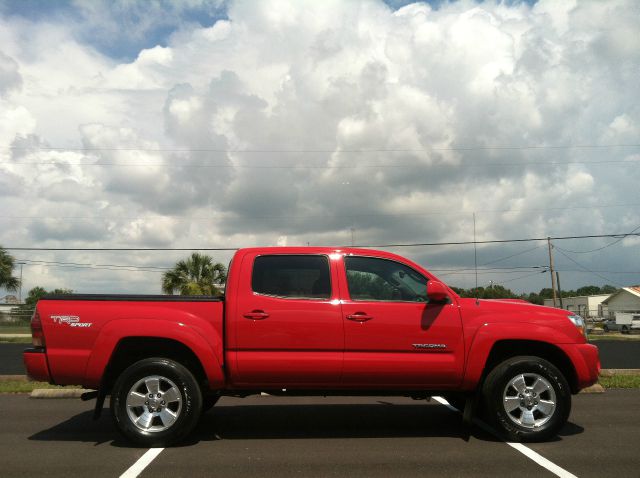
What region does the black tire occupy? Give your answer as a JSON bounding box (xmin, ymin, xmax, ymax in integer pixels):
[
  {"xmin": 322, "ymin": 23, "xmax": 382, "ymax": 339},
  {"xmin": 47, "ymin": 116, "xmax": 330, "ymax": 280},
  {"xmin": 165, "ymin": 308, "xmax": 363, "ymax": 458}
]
[
  {"xmin": 111, "ymin": 357, "xmax": 202, "ymax": 446},
  {"xmin": 603, "ymin": 325, "xmax": 609, "ymax": 332},
  {"xmin": 622, "ymin": 326, "xmax": 629, "ymax": 334},
  {"xmin": 482, "ymin": 356, "xmax": 571, "ymax": 442}
]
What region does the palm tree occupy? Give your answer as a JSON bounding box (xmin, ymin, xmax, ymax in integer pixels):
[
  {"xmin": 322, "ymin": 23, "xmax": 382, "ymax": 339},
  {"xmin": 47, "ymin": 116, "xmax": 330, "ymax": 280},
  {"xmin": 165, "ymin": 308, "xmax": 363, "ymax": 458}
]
[
  {"xmin": 0, "ymin": 246, "xmax": 20, "ymax": 292},
  {"xmin": 161, "ymin": 253, "xmax": 227, "ymax": 296}
]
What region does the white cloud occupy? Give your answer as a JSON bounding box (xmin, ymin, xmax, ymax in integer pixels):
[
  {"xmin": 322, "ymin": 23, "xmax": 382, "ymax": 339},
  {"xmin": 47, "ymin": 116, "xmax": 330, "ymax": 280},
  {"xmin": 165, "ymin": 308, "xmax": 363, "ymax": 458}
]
[{"xmin": 0, "ymin": 0, "xmax": 639, "ymax": 296}]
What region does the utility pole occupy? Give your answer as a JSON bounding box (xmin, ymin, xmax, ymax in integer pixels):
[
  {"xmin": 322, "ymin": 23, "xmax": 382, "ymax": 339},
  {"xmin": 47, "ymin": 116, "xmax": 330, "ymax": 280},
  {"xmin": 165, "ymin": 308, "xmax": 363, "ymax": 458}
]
[
  {"xmin": 556, "ymin": 271, "xmax": 564, "ymax": 309},
  {"xmin": 18, "ymin": 262, "xmax": 24, "ymax": 303},
  {"xmin": 547, "ymin": 237, "xmax": 557, "ymax": 307},
  {"xmin": 473, "ymin": 213, "xmax": 478, "ymax": 293}
]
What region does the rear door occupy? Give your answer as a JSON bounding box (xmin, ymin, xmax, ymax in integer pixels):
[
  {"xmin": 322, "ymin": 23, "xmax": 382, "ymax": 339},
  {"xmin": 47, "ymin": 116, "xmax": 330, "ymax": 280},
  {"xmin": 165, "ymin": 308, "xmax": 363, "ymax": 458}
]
[
  {"xmin": 339, "ymin": 255, "xmax": 464, "ymax": 388},
  {"xmin": 232, "ymin": 253, "xmax": 344, "ymax": 387}
]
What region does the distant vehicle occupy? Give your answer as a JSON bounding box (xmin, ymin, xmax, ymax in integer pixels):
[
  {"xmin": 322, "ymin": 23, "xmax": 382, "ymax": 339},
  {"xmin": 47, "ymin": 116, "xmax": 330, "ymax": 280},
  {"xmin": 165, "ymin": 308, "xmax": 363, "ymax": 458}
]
[
  {"xmin": 602, "ymin": 319, "xmax": 620, "ymax": 332},
  {"xmin": 608, "ymin": 313, "xmax": 640, "ymax": 334},
  {"xmin": 631, "ymin": 317, "xmax": 640, "ymax": 334}
]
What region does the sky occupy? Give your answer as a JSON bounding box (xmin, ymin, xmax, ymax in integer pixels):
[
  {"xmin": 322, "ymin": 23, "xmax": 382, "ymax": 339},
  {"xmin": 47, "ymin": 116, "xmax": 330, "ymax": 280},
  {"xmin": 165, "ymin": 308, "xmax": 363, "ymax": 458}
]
[{"xmin": 0, "ymin": 0, "xmax": 639, "ymax": 299}]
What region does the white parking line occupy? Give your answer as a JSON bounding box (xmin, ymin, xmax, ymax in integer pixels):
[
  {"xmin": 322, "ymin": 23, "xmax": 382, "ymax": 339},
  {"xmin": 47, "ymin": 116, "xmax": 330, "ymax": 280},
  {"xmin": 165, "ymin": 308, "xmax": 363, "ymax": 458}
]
[
  {"xmin": 119, "ymin": 448, "xmax": 165, "ymax": 478},
  {"xmin": 433, "ymin": 396, "xmax": 578, "ymax": 478}
]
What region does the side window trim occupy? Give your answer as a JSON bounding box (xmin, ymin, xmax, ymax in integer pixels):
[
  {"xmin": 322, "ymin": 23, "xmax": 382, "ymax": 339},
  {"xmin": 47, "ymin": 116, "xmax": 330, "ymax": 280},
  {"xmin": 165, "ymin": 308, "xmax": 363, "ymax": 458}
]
[{"xmin": 251, "ymin": 254, "xmax": 333, "ymax": 301}]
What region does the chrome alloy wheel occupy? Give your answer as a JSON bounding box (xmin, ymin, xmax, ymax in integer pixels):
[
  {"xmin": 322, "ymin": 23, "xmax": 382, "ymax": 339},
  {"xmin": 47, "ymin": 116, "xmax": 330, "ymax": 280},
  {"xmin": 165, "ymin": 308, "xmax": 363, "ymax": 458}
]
[
  {"xmin": 502, "ymin": 373, "xmax": 556, "ymax": 429},
  {"xmin": 126, "ymin": 375, "xmax": 183, "ymax": 433}
]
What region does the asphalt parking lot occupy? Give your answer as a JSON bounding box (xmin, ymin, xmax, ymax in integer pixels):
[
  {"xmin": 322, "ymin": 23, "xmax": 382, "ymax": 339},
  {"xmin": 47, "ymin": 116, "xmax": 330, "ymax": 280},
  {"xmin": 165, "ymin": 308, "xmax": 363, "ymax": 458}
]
[{"xmin": 0, "ymin": 391, "xmax": 638, "ymax": 477}]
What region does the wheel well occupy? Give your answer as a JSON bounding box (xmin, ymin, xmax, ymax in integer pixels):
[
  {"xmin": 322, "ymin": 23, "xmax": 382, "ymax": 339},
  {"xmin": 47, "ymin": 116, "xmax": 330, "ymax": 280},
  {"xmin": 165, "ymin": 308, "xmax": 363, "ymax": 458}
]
[
  {"xmin": 482, "ymin": 340, "xmax": 579, "ymax": 393},
  {"xmin": 102, "ymin": 337, "xmax": 208, "ymax": 393}
]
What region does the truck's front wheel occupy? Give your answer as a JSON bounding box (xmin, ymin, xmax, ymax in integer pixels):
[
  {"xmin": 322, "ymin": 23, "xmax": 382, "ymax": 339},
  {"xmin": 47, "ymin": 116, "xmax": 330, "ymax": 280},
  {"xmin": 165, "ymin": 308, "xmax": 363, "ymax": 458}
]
[
  {"xmin": 482, "ymin": 356, "xmax": 571, "ymax": 442},
  {"xmin": 111, "ymin": 358, "xmax": 202, "ymax": 446}
]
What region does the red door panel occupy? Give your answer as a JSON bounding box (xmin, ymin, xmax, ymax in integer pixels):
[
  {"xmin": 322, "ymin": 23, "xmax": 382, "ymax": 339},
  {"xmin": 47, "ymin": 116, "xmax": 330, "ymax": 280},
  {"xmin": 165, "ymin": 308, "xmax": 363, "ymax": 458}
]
[
  {"xmin": 341, "ymin": 301, "xmax": 464, "ymax": 387},
  {"xmin": 231, "ymin": 252, "xmax": 344, "ymax": 387},
  {"xmin": 338, "ymin": 255, "xmax": 465, "ymax": 388}
]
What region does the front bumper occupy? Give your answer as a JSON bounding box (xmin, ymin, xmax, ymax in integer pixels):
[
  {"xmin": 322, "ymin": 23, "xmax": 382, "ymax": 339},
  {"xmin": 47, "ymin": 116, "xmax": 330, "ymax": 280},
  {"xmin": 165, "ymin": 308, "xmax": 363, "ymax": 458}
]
[
  {"xmin": 23, "ymin": 348, "xmax": 52, "ymax": 383},
  {"xmin": 558, "ymin": 343, "xmax": 600, "ymax": 391}
]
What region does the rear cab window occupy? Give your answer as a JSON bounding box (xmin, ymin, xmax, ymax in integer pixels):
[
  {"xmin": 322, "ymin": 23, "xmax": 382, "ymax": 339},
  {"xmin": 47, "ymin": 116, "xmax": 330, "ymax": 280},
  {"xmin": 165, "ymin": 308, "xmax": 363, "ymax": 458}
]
[{"xmin": 252, "ymin": 255, "xmax": 331, "ymax": 299}]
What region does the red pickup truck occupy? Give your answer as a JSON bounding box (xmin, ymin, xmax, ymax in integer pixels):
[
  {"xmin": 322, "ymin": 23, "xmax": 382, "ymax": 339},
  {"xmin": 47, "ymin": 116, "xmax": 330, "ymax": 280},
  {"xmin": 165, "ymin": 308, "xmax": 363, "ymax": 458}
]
[{"xmin": 24, "ymin": 247, "xmax": 599, "ymax": 445}]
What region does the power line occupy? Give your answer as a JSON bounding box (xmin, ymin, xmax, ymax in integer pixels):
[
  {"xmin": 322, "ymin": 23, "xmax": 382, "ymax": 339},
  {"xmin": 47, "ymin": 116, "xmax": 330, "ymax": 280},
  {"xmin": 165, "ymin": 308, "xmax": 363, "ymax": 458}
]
[
  {"xmin": 493, "ymin": 270, "xmax": 548, "ymax": 285},
  {"xmin": 6, "ymin": 143, "xmax": 640, "ymax": 153},
  {"xmin": 2, "ymin": 202, "xmax": 640, "ymax": 221},
  {"xmin": 17, "ymin": 259, "xmax": 172, "ymax": 273},
  {"xmin": 554, "ymin": 248, "xmax": 626, "ymax": 287},
  {"xmin": 5, "ymin": 232, "xmax": 640, "ymax": 252},
  {"xmin": 431, "ymin": 266, "xmax": 545, "ymax": 272},
  {"xmin": 2, "ymin": 158, "xmax": 639, "ymax": 169},
  {"xmin": 555, "ymin": 223, "xmax": 640, "ymax": 254},
  {"xmin": 439, "ymin": 268, "xmax": 640, "ymax": 276},
  {"xmin": 478, "ymin": 245, "xmax": 544, "ymax": 267},
  {"xmin": 15, "ymin": 259, "xmax": 639, "ymax": 276},
  {"xmin": 360, "ymin": 233, "xmax": 640, "ymax": 249}
]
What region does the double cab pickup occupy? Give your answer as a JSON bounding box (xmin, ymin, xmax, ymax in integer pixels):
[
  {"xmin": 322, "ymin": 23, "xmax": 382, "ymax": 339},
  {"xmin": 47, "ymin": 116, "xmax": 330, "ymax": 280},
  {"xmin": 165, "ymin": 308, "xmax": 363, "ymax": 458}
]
[{"xmin": 24, "ymin": 247, "xmax": 600, "ymax": 445}]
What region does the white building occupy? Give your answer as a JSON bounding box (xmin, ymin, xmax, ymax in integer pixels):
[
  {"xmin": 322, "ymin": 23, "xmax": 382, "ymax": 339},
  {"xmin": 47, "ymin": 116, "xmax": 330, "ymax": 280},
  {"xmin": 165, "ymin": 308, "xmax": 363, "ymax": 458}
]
[
  {"xmin": 543, "ymin": 294, "xmax": 610, "ymax": 319},
  {"xmin": 601, "ymin": 287, "xmax": 640, "ymax": 319},
  {"xmin": 0, "ymin": 295, "xmax": 22, "ymax": 320}
]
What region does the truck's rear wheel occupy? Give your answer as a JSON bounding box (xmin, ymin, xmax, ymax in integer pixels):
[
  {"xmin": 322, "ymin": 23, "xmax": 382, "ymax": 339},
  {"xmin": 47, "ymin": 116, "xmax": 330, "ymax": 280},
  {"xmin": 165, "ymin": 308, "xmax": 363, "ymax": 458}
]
[
  {"xmin": 111, "ymin": 358, "xmax": 202, "ymax": 446},
  {"xmin": 482, "ymin": 356, "xmax": 571, "ymax": 442}
]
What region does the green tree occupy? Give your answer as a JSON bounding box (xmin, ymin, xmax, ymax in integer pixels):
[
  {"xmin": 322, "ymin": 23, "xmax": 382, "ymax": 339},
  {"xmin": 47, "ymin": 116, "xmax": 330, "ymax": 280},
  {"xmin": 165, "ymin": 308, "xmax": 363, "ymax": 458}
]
[
  {"xmin": 23, "ymin": 286, "xmax": 73, "ymax": 307},
  {"xmin": 24, "ymin": 286, "xmax": 48, "ymax": 307},
  {"xmin": 575, "ymin": 285, "xmax": 601, "ymax": 296},
  {"xmin": 11, "ymin": 286, "xmax": 73, "ymax": 322},
  {"xmin": 0, "ymin": 247, "xmax": 20, "ymax": 292},
  {"xmin": 161, "ymin": 253, "xmax": 227, "ymax": 296}
]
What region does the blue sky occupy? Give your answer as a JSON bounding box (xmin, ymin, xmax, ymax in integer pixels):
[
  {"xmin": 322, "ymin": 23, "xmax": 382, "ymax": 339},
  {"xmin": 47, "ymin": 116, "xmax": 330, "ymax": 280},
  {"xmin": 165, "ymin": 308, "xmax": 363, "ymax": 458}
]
[
  {"xmin": 0, "ymin": 0, "xmax": 638, "ymax": 296},
  {"xmin": 0, "ymin": 0, "xmax": 537, "ymax": 62}
]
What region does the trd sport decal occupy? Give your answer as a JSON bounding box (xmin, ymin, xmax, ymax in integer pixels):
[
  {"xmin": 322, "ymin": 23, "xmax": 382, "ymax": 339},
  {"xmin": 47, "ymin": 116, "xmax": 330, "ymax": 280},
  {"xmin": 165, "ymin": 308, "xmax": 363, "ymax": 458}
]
[{"xmin": 51, "ymin": 315, "xmax": 93, "ymax": 328}]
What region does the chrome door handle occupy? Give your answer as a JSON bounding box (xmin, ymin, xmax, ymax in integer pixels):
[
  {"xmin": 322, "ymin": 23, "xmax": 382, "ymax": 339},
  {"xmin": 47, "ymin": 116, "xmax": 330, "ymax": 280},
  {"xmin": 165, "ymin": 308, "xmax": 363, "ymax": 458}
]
[
  {"xmin": 243, "ymin": 310, "xmax": 270, "ymax": 320},
  {"xmin": 346, "ymin": 313, "xmax": 373, "ymax": 322}
]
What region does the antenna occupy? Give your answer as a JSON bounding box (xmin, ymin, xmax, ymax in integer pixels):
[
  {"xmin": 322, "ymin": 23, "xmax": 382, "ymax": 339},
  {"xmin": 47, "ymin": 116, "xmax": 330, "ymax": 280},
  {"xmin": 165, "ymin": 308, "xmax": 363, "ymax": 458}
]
[{"xmin": 473, "ymin": 212, "xmax": 479, "ymax": 305}]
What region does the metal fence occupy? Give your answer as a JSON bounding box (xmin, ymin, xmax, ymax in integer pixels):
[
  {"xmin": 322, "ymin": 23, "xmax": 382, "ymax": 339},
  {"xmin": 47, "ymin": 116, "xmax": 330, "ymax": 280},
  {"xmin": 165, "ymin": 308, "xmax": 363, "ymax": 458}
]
[{"xmin": 0, "ymin": 308, "xmax": 33, "ymax": 328}]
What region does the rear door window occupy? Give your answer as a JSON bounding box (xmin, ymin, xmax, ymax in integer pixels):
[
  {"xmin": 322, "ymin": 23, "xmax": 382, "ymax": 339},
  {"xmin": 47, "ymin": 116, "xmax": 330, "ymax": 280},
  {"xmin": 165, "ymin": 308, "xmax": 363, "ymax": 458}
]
[{"xmin": 252, "ymin": 255, "xmax": 331, "ymax": 299}]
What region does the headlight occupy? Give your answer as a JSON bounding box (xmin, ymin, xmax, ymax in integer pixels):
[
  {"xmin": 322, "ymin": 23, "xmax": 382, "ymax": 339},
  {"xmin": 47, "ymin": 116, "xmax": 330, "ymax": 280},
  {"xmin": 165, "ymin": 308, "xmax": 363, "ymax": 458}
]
[{"xmin": 567, "ymin": 314, "xmax": 587, "ymax": 338}]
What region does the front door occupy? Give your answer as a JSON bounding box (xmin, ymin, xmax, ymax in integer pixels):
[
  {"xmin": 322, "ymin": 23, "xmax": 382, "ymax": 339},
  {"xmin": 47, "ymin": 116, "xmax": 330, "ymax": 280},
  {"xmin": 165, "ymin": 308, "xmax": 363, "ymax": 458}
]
[
  {"xmin": 233, "ymin": 253, "xmax": 343, "ymax": 387},
  {"xmin": 339, "ymin": 255, "xmax": 464, "ymax": 388}
]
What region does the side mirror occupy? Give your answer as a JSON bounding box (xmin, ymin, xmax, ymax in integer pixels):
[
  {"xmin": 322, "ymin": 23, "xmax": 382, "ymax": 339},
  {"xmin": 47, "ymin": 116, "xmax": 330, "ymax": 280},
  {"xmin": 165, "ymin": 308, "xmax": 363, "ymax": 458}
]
[{"xmin": 427, "ymin": 280, "xmax": 449, "ymax": 302}]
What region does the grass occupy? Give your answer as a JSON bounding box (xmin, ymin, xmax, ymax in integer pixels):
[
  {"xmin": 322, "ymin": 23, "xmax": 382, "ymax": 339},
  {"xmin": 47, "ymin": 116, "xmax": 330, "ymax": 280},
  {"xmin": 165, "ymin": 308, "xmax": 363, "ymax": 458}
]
[
  {"xmin": 0, "ymin": 336, "xmax": 32, "ymax": 343},
  {"xmin": 598, "ymin": 374, "xmax": 640, "ymax": 389},
  {"xmin": 0, "ymin": 326, "xmax": 31, "ymax": 334},
  {"xmin": 0, "ymin": 337, "xmax": 32, "ymax": 343},
  {"xmin": 0, "ymin": 380, "xmax": 81, "ymax": 394},
  {"xmin": 588, "ymin": 333, "xmax": 640, "ymax": 341}
]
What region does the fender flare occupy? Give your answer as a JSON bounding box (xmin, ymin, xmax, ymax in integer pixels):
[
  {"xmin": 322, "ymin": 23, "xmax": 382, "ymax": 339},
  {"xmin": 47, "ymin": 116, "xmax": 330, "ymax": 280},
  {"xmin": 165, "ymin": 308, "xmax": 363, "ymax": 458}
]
[
  {"xmin": 83, "ymin": 318, "xmax": 224, "ymax": 390},
  {"xmin": 461, "ymin": 322, "xmax": 575, "ymax": 390}
]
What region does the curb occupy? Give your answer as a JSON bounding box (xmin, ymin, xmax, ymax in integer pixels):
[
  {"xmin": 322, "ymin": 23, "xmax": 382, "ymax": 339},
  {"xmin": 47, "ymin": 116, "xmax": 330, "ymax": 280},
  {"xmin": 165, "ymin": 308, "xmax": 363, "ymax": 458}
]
[
  {"xmin": 599, "ymin": 369, "xmax": 640, "ymax": 376},
  {"xmin": 30, "ymin": 388, "xmax": 91, "ymax": 399},
  {"xmin": 579, "ymin": 384, "xmax": 605, "ymax": 394},
  {"xmin": 0, "ymin": 375, "xmax": 28, "ymax": 381}
]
